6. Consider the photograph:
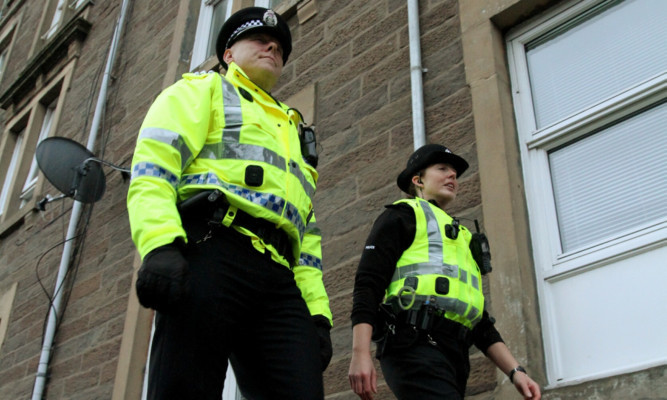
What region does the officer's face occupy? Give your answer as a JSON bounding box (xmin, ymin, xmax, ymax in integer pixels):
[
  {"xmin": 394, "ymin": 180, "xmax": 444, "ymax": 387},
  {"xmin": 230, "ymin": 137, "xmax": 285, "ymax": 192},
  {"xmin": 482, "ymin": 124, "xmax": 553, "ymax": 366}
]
[
  {"xmin": 412, "ymin": 163, "xmax": 458, "ymax": 208},
  {"xmin": 224, "ymin": 33, "xmax": 284, "ymax": 91}
]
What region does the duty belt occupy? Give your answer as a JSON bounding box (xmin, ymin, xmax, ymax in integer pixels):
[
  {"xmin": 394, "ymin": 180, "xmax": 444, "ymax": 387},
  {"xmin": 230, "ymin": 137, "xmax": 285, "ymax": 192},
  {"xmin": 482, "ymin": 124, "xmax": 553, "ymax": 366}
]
[
  {"xmin": 178, "ymin": 190, "xmax": 294, "ymax": 266},
  {"xmin": 384, "ymin": 297, "xmax": 471, "ymax": 343}
]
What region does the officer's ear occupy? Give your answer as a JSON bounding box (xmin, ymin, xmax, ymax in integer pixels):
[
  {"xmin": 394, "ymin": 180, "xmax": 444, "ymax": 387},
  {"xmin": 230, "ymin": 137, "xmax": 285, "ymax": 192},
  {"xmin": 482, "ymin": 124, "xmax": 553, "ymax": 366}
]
[
  {"xmin": 411, "ymin": 175, "xmax": 423, "ymax": 187},
  {"xmin": 223, "ymin": 48, "xmax": 234, "ymax": 65}
]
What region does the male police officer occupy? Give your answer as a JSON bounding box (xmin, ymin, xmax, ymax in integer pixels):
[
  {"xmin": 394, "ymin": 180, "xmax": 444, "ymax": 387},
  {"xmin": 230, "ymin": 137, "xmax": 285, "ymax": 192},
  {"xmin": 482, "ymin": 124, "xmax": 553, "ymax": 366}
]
[{"xmin": 128, "ymin": 7, "xmax": 332, "ymax": 400}]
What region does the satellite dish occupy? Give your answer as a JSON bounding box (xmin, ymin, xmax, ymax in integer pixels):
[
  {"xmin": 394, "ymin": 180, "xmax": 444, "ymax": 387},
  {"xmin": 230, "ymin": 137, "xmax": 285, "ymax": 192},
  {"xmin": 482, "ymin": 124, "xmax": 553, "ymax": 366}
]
[{"xmin": 36, "ymin": 137, "xmax": 106, "ymax": 204}]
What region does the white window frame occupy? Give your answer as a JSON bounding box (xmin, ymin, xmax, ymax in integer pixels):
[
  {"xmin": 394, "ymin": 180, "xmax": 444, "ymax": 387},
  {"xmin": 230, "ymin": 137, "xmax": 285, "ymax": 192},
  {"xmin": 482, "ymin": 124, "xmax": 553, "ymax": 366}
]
[
  {"xmin": 43, "ymin": 0, "xmax": 66, "ymax": 40},
  {"xmin": 0, "ymin": 282, "xmax": 18, "ymax": 356},
  {"xmin": 0, "ymin": 129, "xmax": 23, "ymax": 217},
  {"xmin": 507, "ymin": 0, "xmax": 667, "ymax": 387},
  {"xmin": 0, "ymin": 19, "xmax": 17, "ymax": 84},
  {"xmin": 191, "ymin": 0, "xmax": 234, "ymax": 70},
  {"xmin": 19, "ymin": 102, "xmax": 56, "ymax": 208},
  {"xmin": 0, "ymin": 62, "xmax": 72, "ymax": 232},
  {"xmin": 0, "ymin": 47, "xmax": 7, "ymax": 82},
  {"xmin": 69, "ymin": 0, "xmax": 88, "ymax": 10}
]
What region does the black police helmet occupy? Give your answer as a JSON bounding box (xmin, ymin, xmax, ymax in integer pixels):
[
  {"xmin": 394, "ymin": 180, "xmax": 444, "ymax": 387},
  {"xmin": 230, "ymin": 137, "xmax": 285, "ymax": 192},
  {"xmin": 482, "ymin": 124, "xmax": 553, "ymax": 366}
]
[
  {"xmin": 397, "ymin": 144, "xmax": 469, "ymax": 194},
  {"xmin": 216, "ymin": 7, "xmax": 292, "ymax": 69}
]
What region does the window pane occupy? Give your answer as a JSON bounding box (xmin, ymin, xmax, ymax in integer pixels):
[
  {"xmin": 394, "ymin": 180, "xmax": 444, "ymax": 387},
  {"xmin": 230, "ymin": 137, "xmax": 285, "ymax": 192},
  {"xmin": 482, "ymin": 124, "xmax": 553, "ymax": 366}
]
[
  {"xmin": 21, "ymin": 105, "xmax": 56, "ymax": 205},
  {"xmin": 45, "ymin": 0, "xmax": 66, "ymax": 39},
  {"xmin": 206, "ymin": 0, "xmax": 230, "ymax": 60},
  {"xmin": 0, "ymin": 49, "xmax": 7, "ymax": 81},
  {"xmin": 549, "ymin": 247, "xmax": 667, "ymax": 380},
  {"xmin": 0, "ymin": 132, "xmax": 23, "ymax": 216},
  {"xmin": 526, "ymin": 0, "xmax": 667, "ymax": 128},
  {"xmin": 253, "ymin": 0, "xmax": 280, "ymax": 7},
  {"xmin": 549, "ymin": 101, "xmax": 667, "ymax": 252}
]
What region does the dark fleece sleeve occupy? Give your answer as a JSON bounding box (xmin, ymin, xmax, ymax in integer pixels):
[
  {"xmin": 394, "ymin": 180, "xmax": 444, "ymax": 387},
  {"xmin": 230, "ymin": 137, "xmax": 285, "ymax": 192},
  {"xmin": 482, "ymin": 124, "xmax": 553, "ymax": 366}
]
[
  {"xmin": 350, "ymin": 204, "xmax": 415, "ymax": 327},
  {"xmin": 471, "ymin": 310, "xmax": 504, "ymax": 354}
]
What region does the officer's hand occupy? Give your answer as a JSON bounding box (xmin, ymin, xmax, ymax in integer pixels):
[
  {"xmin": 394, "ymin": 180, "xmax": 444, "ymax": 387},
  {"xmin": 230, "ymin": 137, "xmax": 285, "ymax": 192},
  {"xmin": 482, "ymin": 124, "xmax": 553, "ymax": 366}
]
[
  {"xmin": 312, "ymin": 315, "xmax": 333, "ymax": 371},
  {"xmin": 348, "ymin": 349, "xmax": 377, "ymax": 400},
  {"xmin": 512, "ymin": 371, "xmax": 541, "ymax": 400},
  {"xmin": 136, "ymin": 241, "xmax": 189, "ymax": 313}
]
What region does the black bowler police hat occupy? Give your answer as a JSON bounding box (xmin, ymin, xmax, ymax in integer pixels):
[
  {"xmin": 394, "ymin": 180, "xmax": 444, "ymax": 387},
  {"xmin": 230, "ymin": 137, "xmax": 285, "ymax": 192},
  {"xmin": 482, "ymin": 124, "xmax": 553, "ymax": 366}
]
[
  {"xmin": 216, "ymin": 7, "xmax": 292, "ymax": 68},
  {"xmin": 397, "ymin": 144, "xmax": 469, "ymax": 194}
]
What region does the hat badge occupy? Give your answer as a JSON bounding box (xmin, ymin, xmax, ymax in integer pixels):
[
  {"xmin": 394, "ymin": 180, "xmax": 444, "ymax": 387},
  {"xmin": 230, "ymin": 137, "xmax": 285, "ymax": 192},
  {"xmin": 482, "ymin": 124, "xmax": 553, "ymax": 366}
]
[{"xmin": 263, "ymin": 10, "xmax": 278, "ymax": 26}]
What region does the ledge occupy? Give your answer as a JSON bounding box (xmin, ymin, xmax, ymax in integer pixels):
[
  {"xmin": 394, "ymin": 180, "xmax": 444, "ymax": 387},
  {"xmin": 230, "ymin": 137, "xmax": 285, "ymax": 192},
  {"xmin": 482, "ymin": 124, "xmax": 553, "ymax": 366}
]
[
  {"xmin": 0, "ymin": 16, "xmax": 91, "ymax": 109},
  {"xmin": 0, "ymin": 206, "xmax": 26, "ymax": 239}
]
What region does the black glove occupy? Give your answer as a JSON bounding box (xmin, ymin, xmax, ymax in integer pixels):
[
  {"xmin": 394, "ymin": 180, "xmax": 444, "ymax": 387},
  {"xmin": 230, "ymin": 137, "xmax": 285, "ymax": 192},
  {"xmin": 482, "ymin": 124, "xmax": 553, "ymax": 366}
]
[
  {"xmin": 136, "ymin": 241, "xmax": 189, "ymax": 313},
  {"xmin": 312, "ymin": 315, "xmax": 333, "ymax": 371}
]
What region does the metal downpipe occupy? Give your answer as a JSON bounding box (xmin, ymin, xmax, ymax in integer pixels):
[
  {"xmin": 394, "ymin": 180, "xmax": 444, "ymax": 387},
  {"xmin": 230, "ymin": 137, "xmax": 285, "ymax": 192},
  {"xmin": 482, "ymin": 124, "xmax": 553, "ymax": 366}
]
[
  {"xmin": 407, "ymin": 0, "xmax": 426, "ymax": 150},
  {"xmin": 31, "ymin": 0, "xmax": 132, "ymax": 398}
]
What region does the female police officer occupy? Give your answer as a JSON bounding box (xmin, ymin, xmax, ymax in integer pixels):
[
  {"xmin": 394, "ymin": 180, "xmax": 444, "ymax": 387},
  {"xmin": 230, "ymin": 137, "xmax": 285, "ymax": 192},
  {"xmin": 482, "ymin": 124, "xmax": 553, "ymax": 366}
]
[{"xmin": 348, "ymin": 144, "xmax": 541, "ymax": 400}]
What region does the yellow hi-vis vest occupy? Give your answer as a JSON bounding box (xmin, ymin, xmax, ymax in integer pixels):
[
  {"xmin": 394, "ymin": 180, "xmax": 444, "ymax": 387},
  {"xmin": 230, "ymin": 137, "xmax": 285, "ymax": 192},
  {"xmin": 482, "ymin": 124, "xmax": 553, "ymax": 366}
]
[
  {"xmin": 385, "ymin": 198, "xmax": 484, "ymax": 329},
  {"xmin": 127, "ymin": 63, "xmax": 331, "ymax": 322}
]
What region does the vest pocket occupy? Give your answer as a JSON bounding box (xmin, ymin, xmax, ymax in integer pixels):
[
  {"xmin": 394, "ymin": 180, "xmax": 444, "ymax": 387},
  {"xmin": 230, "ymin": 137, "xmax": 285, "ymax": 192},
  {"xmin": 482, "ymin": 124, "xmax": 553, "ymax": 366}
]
[
  {"xmin": 244, "ymin": 165, "xmax": 264, "ymax": 186},
  {"xmin": 435, "ymin": 277, "xmax": 450, "ymax": 295}
]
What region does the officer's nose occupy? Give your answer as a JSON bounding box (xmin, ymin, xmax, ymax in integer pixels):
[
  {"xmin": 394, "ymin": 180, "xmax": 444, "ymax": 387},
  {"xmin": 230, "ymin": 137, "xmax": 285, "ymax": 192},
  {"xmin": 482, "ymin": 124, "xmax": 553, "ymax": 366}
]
[{"xmin": 267, "ymin": 40, "xmax": 281, "ymax": 55}]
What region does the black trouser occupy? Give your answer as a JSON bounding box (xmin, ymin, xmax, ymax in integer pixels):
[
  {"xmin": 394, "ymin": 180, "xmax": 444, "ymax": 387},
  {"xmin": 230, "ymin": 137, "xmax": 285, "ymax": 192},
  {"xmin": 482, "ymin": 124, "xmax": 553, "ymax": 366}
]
[
  {"xmin": 378, "ymin": 323, "xmax": 471, "ymax": 400},
  {"xmin": 146, "ymin": 216, "xmax": 324, "ymax": 400}
]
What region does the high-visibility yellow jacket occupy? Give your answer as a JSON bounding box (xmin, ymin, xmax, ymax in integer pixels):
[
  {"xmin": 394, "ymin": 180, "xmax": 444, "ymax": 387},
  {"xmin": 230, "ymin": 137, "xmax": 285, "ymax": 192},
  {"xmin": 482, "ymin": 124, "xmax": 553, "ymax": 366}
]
[
  {"xmin": 385, "ymin": 198, "xmax": 484, "ymax": 329},
  {"xmin": 127, "ymin": 62, "xmax": 331, "ymax": 322}
]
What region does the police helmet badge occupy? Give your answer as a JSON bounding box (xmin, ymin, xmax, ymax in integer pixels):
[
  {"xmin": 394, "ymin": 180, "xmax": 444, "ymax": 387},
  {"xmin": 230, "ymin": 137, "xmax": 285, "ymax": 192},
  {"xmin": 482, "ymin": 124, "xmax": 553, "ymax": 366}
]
[{"xmin": 263, "ymin": 10, "xmax": 278, "ymax": 27}]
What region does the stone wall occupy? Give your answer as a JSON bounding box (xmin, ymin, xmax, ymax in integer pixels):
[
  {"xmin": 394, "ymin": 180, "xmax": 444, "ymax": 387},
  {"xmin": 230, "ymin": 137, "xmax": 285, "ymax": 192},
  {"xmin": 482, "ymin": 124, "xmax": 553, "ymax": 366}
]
[
  {"xmin": 272, "ymin": 0, "xmax": 493, "ymax": 397},
  {"xmin": 0, "ymin": 0, "xmax": 498, "ymax": 399},
  {"xmin": 0, "ymin": 1, "xmax": 180, "ymax": 399}
]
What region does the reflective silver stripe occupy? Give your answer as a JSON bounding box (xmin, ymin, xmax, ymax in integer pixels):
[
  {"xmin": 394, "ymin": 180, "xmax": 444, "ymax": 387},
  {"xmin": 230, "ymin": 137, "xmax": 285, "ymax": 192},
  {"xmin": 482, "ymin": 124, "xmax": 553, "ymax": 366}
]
[
  {"xmin": 450, "ymin": 297, "xmax": 469, "ymax": 316},
  {"xmin": 420, "ymin": 199, "xmax": 444, "ymax": 264},
  {"xmin": 217, "ymin": 77, "xmax": 316, "ymax": 198},
  {"xmin": 139, "ymin": 127, "xmax": 193, "ymax": 171},
  {"xmin": 221, "ymin": 78, "xmax": 242, "ymax": 141},
  {"xmin": 298, "ymin": 252, "xmax": 322, "ymax": 270},
  {"xmin": 460, "ymin": 269, "xmax": 468, "ymax": 284},
  {"xmin": 467, "ymin": 305, "xmax": 481, "ymax": 325},
  {"xmin": 198, "ymin": 142, "xmax": 316, "ymax": 199},
  {"xmin": 472, "ymin": 314, "xmax": 482, "ymax": 326},
  {"xmin": 132, "ymin": 161, "xmax": 179, "ymax": 189},
  {"xmin": 471, "ymin": 274, "xmax": 479, "ymax": 290},
  {"xmin": 200, "ymin": 142, "xmax": 286, "ymax": 169},
  {"xmin": 288, "ymin": 158, "xmax": 316, "ymax": 198},
  {"xmin": 305, "ymin": 221, "xmax": 321, "ymax": 236},
  {"xmin": 393, "ymin": 262, "xmax": 458, "ymax": 281},
  {"xmin": 180, "ymin": 172, "xmax": 306, "ymax": 239},
  {"xmin": 392, "ymin": 200, "xmax": 461, "ymax": 283}
]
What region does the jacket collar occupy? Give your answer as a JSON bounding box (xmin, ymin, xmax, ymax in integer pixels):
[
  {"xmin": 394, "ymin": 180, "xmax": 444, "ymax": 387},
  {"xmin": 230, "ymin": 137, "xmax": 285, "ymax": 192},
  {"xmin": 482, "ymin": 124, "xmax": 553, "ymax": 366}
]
[{"xmin": 225, "ymin": 62, "xmax": 282, "ymax": 107}]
